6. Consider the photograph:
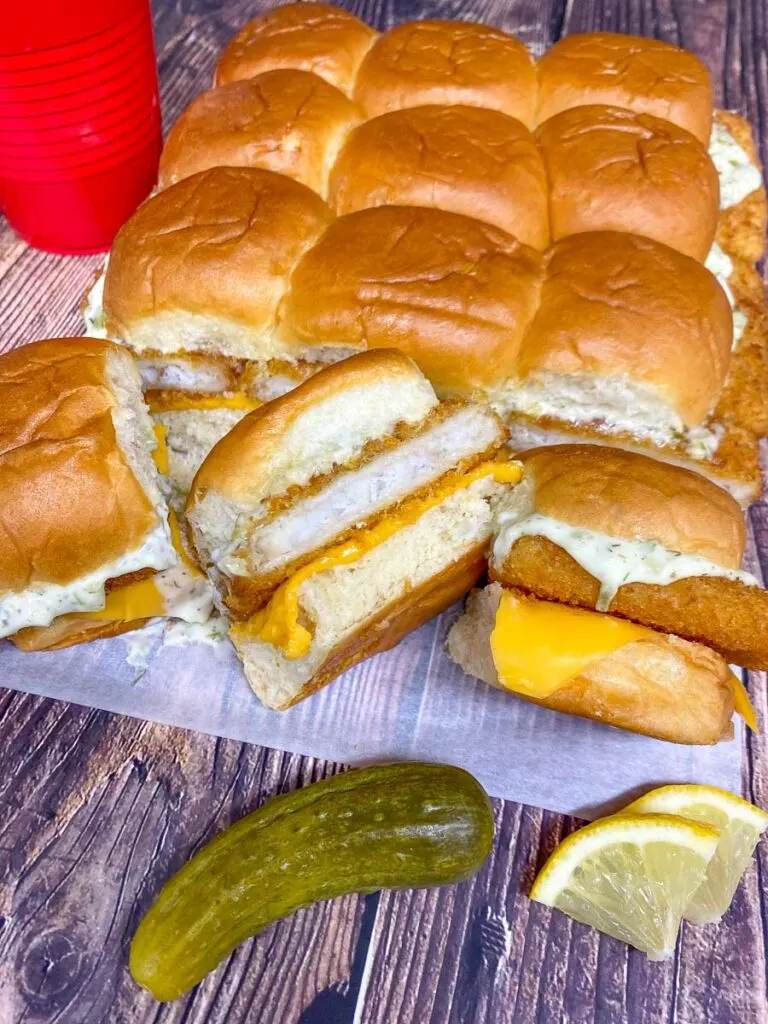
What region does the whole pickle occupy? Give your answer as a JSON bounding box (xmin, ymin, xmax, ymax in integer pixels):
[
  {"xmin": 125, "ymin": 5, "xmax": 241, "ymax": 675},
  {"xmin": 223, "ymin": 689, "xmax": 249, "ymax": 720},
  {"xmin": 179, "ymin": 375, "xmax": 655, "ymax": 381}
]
[{"xmin": 130, "ymin": 761, "xmax": 494, "ymax": 1001}]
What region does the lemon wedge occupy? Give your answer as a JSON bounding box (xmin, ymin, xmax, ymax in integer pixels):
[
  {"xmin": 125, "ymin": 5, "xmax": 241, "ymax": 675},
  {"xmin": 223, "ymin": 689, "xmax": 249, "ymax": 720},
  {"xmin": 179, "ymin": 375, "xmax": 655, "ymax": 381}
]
[
  {"xmin": 530, "ymin": 814, "xmax": 719, "ymax": 958},
  {"xmin": 623, "ymin": 785, "xmax": 768, "ymax": 924}
]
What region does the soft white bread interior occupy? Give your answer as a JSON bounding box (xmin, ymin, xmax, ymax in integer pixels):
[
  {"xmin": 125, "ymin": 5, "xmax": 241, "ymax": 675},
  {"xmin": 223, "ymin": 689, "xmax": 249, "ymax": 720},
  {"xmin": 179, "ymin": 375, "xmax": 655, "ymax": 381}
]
[
  {"xmin": 447, "ymin": 584, "xmax": 735, "ymax": 744},
  {"xmin": 233, "ymin": 476, "xmax": 503, "ymax": 709},
  {"xmin": 0, "ymin": 339, "xmax": 175, "ymax": 638},
  {"xmin": 187, "ymin": 350, "xmax": 440, "ymax": 571}
]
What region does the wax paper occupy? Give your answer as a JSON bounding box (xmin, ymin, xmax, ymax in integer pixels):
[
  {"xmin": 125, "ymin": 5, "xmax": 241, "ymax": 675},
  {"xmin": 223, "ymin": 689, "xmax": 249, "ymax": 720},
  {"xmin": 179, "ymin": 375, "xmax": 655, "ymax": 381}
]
[{"xmin": 0, "ymin": 605, "xmax": 741, "ymax": 819}]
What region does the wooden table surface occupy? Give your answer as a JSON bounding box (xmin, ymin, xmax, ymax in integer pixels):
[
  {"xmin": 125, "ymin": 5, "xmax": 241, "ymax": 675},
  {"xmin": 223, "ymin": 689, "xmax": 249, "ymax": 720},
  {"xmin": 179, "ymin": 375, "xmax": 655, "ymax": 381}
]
[{"xmin": 1, "ymin": 1, "xmax": 767, "ymax": 1021}]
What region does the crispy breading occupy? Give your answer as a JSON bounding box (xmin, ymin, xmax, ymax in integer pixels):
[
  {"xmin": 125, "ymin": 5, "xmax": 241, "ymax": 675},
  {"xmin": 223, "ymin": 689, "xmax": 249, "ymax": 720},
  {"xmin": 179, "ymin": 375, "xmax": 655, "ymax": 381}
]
[
  {"xmin": 493, "ymin": 534, "xmax": 768, "ymax": 668},
  {"xmin": 714, "ymin": 111, "xmax": 767, "ymax": 263}
]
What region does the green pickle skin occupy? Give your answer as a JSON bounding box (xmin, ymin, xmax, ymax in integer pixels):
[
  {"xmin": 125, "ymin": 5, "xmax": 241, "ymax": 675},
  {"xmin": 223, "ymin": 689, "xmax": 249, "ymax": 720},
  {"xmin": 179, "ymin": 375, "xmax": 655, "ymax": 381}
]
[{"xmin": 130, "ymin": 761, "xmax": 495, "ymax": 1000}]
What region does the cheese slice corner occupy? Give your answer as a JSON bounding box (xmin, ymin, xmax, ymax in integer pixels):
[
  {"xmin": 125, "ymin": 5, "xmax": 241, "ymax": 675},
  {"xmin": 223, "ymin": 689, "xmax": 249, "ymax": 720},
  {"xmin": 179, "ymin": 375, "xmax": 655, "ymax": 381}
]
[{"xmin": 489, "ymin": 590, "xmax": 653, "ymax": 699}]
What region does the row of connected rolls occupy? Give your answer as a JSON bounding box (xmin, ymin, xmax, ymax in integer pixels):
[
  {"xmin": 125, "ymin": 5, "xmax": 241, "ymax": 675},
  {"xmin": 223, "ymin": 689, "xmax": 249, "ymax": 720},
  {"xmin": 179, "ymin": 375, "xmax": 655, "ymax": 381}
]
[{"xmin": 87, "ymin": 3, "xmax": 768, "ymax": 514}]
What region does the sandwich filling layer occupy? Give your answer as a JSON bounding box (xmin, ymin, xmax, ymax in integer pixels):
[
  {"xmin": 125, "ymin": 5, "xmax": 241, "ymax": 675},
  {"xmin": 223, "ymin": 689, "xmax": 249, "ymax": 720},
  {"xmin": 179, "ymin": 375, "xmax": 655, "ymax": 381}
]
[
  {"xmin": 0, "ymin": 523, "xmax": 176, "ymax": 638},
  {"xmin": 493, "ymin": 511, "xmax": 758, "ymax": 612},
  {"xmin": 705, "ymin": 242, "xmax": 747, "ymax": 347},
  {"xmin": 234, "ymin": 460, "xmax": 521, "ymax": 659},
  {"xmin": 241, "ymin": 405, "xmax": 505, "ymax": 575},
  {"xmin": 492, "ymin": 374, "xmax": 721, "ymax": 457},
  {"xmin": 709, "ymin": 121, "xmax": 763, "ymax": 209}
]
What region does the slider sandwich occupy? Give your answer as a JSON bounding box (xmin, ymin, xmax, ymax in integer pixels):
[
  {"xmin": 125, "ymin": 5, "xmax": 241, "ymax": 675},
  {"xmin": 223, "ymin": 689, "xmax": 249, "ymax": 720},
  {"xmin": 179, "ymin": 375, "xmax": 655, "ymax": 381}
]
[
  {"xmin": 88, "ymin": 166, "xmax": 341, "ymax": 500},
  {"xmin": 0, "ymin": 339, "xmax": 212, "ymax": 652},
  {"xmin": 186, "ymin": 350, "xmax": 520, "ymax": 709},
  {"xmin": 448, "ymin": 445, "xmax": 765, "ymax": 744},
  {"xmin": 279, "ymin": 204, "xmax": 761, "ymax": 504}
]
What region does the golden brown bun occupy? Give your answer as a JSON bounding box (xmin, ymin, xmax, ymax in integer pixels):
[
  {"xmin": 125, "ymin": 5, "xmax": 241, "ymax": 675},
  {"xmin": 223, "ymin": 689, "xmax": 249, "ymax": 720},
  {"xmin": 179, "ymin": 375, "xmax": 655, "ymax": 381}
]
[
  {"xmin": 189, "ymin": 349, "xmax": 433, "ymax": 507},
  {"xmin": 158, "ymin": 71, "xmax": 363, "ymax": 196},
  {"xmin": 329, "ymin": 104, "xmax": 549, "ymax": 247},
  {"xmin": 535, "ymin": 104, "xmax": 719, "ymax": 259},
  {"xmin": 12, "ymin": 613, "xmax": 152, "ymax": 651},
  {"xmin": 262, "ymin": 543, "xmax": 487, "ymax": 709},
  {"xmin": 104, "ymin": 167, "xmax": 333, "ymax": 356},
  {"xmin": 0, "ymin": 339, "xmax": 158, "ymax": 592},
  {"xmin": 449, "ymin": 584, "xmax": 734, "ymax": 744},
  {"xmin": 354, "ymin": 20, "xmax": 537, "ymax": 126},
  {"xmin": 519, "ymin": 232, "xmax": 733, "ymax": 426},
  {"xmin": 518, "ymin": 445, "xmax": 746, "ymax": 566},
  {"xmin": 214, "ymin": 2, "xmax": 377, "ymax": 95},
  {"xmin": 537, "ymin": 32, "xmax": 713, "ymax": 144},
  {"xmin": 280, "ymin": 205, "xmax": 544, "ymax": 396}
]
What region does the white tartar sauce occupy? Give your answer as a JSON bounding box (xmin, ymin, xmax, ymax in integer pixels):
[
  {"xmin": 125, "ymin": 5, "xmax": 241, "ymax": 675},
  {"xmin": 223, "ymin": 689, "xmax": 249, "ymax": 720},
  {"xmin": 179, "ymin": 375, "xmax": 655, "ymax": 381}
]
[
  {"xmin": 0, "ymin": 523, "xmax": 176, "ymax": 638},
  {"xmin": 493, "ymin": 512, "xmax": 757, "ymax": 612},
  {"xmin": 83, "ymin": 261, "xmax": 109, "ymax": 338},
  {"xmin": 154, "ymin": 564, "xmax": 215, "ymax": 624},
  {"xmin": 705, "ymin": 242, "xmax": 747, "ymax": 347},
  {"xmin": 709, "ymin": 122, "xmax": 763, "ymax": 209}
]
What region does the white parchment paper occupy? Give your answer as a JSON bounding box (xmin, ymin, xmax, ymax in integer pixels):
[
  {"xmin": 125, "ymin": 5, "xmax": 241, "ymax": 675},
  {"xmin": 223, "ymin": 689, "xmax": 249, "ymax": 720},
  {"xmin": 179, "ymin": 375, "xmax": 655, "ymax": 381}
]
[{"xmin": 0, "ymin": 605, "xmax": 741, "ymax": 818}]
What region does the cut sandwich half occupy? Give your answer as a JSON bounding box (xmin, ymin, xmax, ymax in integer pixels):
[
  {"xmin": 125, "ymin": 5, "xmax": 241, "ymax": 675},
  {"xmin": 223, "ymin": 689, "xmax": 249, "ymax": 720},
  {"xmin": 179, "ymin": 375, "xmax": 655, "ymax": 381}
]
[
  {"xmin": 0, "ymin": 339, "xmax": 212, "ymax": 651},
  {"xmin": 186, "ymin": 350, "xmax": 520, "ymax": 709},
  {"xmin": 447, "ymin": 444, "xmax": 764, "ymax": 744}
]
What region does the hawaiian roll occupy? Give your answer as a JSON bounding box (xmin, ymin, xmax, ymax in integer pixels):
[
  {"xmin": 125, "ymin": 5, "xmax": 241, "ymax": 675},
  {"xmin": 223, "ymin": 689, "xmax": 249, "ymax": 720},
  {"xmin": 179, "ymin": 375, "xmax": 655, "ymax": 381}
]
[
  {"xmin": 537, "ymin": 32, "xmax": 713, "ymax": 144},
  {"xmin": 214, "ymin": 2, "xmax": 378, "ymax": 95},
  {"xmin": 506, "ymin": 232, "xmax": 733, "ymax": 439},
  {"xmin": 329, "ymin": 104, "xmax": 549, "ymax": 246},
  {"xmin": 490, "ymin": 445, "xmax": 768, "ymax": 668},
  {"xmin": 353, "ymin": 20, "xmax": 537, "ymax": 126},
  {"xmin": 536, "ymin": 105, "xmax": 719, "ymax": 259},
  {"xmin": 0, "ymin": 339, "xmax": 211, "ymax": 649},
  {"xmin": 158, "ymin": 71, "xmax": 363, "ymax": 197},
  {"xmin": 103, "ymin": 167, "xmax": 335, "ymax": 364},
  {"xmin": 280, "ymin": 205, "xmax": 545, "ymax": 397},
  {"xmin": 186, "ymin": 350, "xmax": 519, "ymax": 708}
]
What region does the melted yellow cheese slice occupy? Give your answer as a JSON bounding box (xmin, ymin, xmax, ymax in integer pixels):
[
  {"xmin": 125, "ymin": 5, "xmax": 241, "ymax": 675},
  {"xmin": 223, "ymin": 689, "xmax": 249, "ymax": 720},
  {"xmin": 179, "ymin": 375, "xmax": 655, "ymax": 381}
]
[
  {"xmin": 490, "ymin": 590, "xmax": 653, "ymax": 698},
  {"xmin": 731, "ymin": 673, "xmax": 759, "ymax": 733},
  {"xmin": 152, "ymin": 423, "xmax": 169, "ymax": 475},
  {"xmin": 232, "ymin": 460, "xmax": 523, "ymax": 660},
  {"xmin": 147, "ymin": 393, "xmax": 262, "ymax": 414},
  {"xmin": 85, "ymin": 576, "xmax": 167, "ymax": 622}
]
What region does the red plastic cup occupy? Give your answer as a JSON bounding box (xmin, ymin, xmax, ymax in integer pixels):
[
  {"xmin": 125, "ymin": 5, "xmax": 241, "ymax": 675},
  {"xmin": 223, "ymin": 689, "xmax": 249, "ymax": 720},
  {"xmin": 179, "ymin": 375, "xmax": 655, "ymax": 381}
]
[{"xmin": 0, "ymin": 1, "xmax": 161, "ymax": 254}]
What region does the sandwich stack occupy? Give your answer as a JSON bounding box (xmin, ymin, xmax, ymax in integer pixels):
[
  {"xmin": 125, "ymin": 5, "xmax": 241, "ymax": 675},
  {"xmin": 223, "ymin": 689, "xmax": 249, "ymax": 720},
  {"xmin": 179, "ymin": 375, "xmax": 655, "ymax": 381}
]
[{"xmin": 1, "ymin": 4, "xmax": 766, "ymax": 745}]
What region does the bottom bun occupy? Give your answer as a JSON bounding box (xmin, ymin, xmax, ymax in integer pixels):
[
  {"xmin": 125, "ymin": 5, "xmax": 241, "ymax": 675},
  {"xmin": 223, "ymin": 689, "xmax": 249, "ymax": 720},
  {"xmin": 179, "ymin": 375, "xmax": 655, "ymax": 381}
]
[
  {"xmin": 448, "ymin": 584, "xmax": 735, "ymax": 745},
  {"xmin": 12, "ymin": 614, "xmax": 153, "ymax": 652}
]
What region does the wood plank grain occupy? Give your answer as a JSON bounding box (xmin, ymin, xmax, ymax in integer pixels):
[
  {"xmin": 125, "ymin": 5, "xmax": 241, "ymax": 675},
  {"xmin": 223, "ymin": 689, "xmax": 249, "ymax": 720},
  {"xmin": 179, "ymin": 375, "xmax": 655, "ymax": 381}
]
[{"xmin": 0, "ymin": 694, "xmax": 369, "ymax": 1023}]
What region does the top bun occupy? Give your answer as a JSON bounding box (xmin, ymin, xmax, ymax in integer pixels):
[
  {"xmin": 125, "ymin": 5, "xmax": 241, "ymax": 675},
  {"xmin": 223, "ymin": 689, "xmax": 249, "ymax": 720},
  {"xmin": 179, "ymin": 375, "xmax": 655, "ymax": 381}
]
[
  {"xmin": 537, "ymin": 33, "xmax": 713, "ymax": 144},
  {"xmin": 0, "ymin": 339, "xmax": 161, "ymax": 592},
  {"xmin": 518, "ymin": 445, "xmax": 745, "ymax": 568},
  {"xmin": 280, "ymin": 204, "xmax": 545, "ymax": 396},
  {"xmin": 188, "ymin": 350, "xmax": 437, "ymax": 509},
  {"xmin": 103, "ymin": 167, "xmax": 334, "ymax": 361},
  {"xmin": 214, "ymin": 2, "xmax": 377, "ymax": 95},
  {"xmin": 535, "ymin": 104, "xmax": 719, "ymax": 259},
  {"xmin": 353, "ymin": 20, "xmax": 537, "ymax": 126},
  {"xmin": 329, "ymin": 104, "xmax": 549, "ymax": 247},
  {"xmin": 518, "ymin": 231, "xmax": 733, "ymax": 427},
  {"xmin": 158, "ymin": 71, "xmax": 363, "ymax": 197}
]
